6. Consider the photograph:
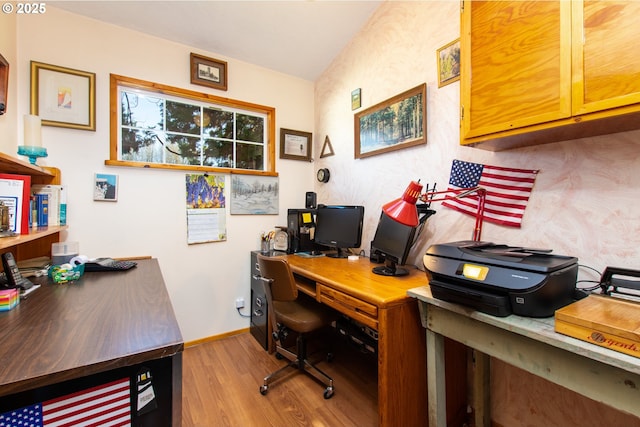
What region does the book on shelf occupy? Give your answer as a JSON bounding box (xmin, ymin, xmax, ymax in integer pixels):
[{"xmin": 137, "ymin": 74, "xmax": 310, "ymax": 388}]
[
  {"xmin": 0, "ymin": 173, "xmax": 31, "ymax": 235},
  {"xmin": 32, "ymin": 184, "xmax": 65, "ymax": 226},
  {"xmin": 35, "ymin": 193, "xmax": 48, "ymax": 227}
]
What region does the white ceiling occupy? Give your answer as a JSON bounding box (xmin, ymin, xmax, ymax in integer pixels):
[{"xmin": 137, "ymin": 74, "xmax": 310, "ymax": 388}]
[{"xmin": 52, "ymin": 0, "xmax": 382, "ymax": 81}]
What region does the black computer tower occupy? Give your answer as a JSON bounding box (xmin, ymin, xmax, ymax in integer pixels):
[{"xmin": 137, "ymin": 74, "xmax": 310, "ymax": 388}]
[{"xmin": 287, "ymin": 208, "xmax": 318, "ymax": 254}]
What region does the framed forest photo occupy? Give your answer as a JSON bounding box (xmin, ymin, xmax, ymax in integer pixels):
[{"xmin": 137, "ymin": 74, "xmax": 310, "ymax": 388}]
[{"xmin": 354, "ymin": 83, "xmax": 426, "ymax": 159}]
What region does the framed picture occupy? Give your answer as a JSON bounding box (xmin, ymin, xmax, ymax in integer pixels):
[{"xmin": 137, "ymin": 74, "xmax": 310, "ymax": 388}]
[
  {"xmin": 190, "ymin": 52, "xmax": 228, "ymax": 91},
  {"xmin": 437, "ymin": 39, "xmax": 461, "ymax": 88},
  {"xmin": 230, "ymin": 175, "xmax": 278, "ymax": 215},
  {"xmin": 280, "ymin": 128, "xmax": 312, "ymax": 162},
  {"xmin": 351, "ymin": 88, "xmax": 361, "ymax": 110},
  {"xmin": 30, "ymin": 61, "xmax": 96, "ymax": 131},
  {"xmin": 94, "ymin": 173, "xmax": 118, "ymax": 202},
  {"xmin": 354, "ymin": 83, "xmax": 426, "ymax": 159},
  {"xmin": 0, "ymin": 53, "xmax": 8, "ymax": 116}
]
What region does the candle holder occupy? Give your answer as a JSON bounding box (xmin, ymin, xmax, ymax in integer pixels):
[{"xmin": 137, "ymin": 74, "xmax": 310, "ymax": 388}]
[{"xmin": 18, "ymin": 145, "xmax": 48, "ymax": 165}]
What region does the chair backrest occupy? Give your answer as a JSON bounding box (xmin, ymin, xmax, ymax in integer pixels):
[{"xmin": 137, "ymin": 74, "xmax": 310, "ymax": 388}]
[{"xmin": 256, "ymin": 254, "xmax": 298, "ymax": 302}]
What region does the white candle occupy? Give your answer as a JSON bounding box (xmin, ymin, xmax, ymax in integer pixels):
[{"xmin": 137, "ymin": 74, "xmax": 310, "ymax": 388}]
[{"xmin": 24, "ymin": 114, "xmax": 42, "ymax": 147}]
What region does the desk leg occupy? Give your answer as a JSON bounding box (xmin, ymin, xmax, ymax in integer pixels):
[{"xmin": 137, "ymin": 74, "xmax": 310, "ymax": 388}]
[
  {"xmin": 379, "ymin": 302, "xmax": 428, "ymax": 427},
  {"xmin": 472, "ymin": 349, "xmax": 490, "ymax": 427},
  {"xmin": 426, "ymin": 328, "xmax": 446, "ymax": 427}
]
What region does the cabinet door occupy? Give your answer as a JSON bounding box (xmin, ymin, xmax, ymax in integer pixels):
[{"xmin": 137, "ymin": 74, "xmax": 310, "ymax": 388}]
[
  {"xmin": 461, "ymin": 1, "xmax": 572, "ymax": 141},
  {"xmin": 572, "ymin": 1, "xmax": 640, "ymax": 115}
]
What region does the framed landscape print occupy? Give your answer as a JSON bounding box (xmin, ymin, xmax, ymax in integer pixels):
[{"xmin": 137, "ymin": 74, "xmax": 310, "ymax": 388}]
[{"xmin": 354, "ymin": 83, "xmax": 426, "ymax": 159}]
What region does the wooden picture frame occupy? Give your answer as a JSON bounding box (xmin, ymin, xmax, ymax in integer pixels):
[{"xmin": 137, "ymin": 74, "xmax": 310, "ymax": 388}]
[
  {"xmin": 30, "ymin": 61, "xmax": 96, "ymax": 131},
  {"xmin": 0, "ymin": 53, "xmax": 8, "ymax": 116},
  {"xmin": 190, "ymin": 52, "xmax": 228, "ymax": 91},
  {"xmin": 354, "ymin": 83, "xmax": 426, "ymax": 159},
  {"xmin": 279, "ymin": 128, "xmax": 312, "ymax": 162},
  {"xmin": 437, "ymin": 39, "xmax": 461, "ymax": 88}
]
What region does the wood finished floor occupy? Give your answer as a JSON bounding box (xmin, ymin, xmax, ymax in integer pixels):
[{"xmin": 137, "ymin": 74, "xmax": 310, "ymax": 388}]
[{"xmin": 182, "ymin": 331, "xmax": 378, "ymax": 427}]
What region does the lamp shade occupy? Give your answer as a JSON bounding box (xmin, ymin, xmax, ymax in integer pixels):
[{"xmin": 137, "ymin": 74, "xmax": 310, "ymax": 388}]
[{"xmin": 382, "ymin": 180, "xmax": 423, "ymax": 227}]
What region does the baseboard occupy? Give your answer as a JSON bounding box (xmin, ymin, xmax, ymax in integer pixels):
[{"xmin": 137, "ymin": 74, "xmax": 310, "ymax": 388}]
[{"xmin": 184, "ymin": 327, "xmax": 250, "ymax": 348}]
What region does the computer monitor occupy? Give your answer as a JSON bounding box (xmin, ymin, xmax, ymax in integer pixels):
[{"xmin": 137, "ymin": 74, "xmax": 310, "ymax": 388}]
[
  {"xmin": 313, "ymin": 205, "xmax": 364, "ymax": 258},
  {"xmin": 370, "ymin": 211, "xmax": 417, "ymax": 276}
]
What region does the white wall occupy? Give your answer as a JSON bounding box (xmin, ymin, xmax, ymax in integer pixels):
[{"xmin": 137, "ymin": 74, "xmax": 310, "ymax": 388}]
[
  {"xmin": 10, "ymin": 7, "xmax": 316, "ymax": 342},
  {"xmin": 314, "ymin": 2, "xmax": 640, "ymax": 425}
]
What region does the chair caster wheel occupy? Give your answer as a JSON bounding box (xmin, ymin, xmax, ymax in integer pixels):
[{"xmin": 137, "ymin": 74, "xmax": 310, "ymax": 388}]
[
  {"xmin": 275, "ymin": 352, "xmax": 284, "ymax": 360},
  {"xmin": 327, "ymin": 352, "xmax": 334, "ymax": 362},
  {"xmin": 260, "ymin": 384, "xmax": 268, "ymax": 395},
  {"xmin": 323, "ymin": 386, "xmax": 334, "ymax": 399}
]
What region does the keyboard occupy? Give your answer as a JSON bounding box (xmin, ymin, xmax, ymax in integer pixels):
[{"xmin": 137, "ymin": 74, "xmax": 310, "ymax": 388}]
[{"xmin": 83, "ymin": 258, "xmax": 138, "ymax": 272}]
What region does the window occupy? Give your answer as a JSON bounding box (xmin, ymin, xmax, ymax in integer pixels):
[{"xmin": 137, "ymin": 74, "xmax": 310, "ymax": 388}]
[{"xmin": 109, "ymin": 74, "xmax": 276, "ymax": 175}]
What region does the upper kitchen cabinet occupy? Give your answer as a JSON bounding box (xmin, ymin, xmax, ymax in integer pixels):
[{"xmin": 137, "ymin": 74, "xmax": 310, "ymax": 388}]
[
  {"xmin": 460, "ymin": 1, "xmax": 640, "ymax": 151},
  {"xmin": 572, "ymin": 1, "xmax": 640, "ymax": 115}
]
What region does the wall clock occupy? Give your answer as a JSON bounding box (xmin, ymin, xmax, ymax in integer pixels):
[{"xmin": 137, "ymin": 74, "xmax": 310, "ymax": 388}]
[{"xmin": 316, "ymin": 168, "xmax": 330, "ymax": 183}]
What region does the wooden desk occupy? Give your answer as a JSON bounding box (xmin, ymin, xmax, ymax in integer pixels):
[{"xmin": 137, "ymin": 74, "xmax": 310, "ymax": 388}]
[
  {"xmin": 284, "ymin": 255, "xmax": 466, "ymax": 427},
  {"xmin": 408, "ymin": 285, "xmax": 640, "ymax": 427},
  {"xmin": 0, "ymin": 258, "xmax": 183, "ymax": 426}
]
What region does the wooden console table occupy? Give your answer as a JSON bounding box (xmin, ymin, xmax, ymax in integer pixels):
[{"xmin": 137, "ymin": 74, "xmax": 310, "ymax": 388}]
[
  {"xmin": 0, "ymin": 258, "xmax": 183, "ymax": 426},
  {"xmin": 408, "ymin": 285, "xmax": 640, "ymax": 427}
]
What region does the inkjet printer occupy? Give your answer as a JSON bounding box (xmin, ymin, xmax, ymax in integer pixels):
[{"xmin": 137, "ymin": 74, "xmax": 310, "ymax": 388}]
[{"xmin": 423, "ymin": 241, "xmax": 578, "ymax": 317}]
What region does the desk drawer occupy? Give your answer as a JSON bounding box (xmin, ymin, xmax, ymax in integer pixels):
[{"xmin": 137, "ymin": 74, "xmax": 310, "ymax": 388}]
[{"xmin": 318, "ymin": 284, "xmax": 378, "ymax": 330}]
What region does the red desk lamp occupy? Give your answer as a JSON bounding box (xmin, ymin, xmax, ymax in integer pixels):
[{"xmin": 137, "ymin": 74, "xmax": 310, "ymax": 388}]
[{"xmin": 382, "ymin": 180, "xmax": 486, "ymax": 241}]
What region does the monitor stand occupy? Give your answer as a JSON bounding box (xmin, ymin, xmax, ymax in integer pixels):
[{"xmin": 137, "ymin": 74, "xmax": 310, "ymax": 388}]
[
  {"xmin": 372, "ymin": 260, "xmax": 409, "ymax": 277},
  {"xmin": 325, "ymin": 247, "xmax": 349, "ymax": 258}
]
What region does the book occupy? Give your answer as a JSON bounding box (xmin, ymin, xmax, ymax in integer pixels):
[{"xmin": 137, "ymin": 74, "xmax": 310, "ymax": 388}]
[
  {"xmin": 32, "ymin": 184, "xmax": 62, "ymax": 226},
  {"xmin": 35, "ymin": 193, "xmax": 48, "ymax": 227},
  {"xmin": 0, "ymin": 173, "xmax": 31, "ymax": 235},
  {"xmin": 59, "ymin": 184, "xmax": 67, "ymax": 226}
]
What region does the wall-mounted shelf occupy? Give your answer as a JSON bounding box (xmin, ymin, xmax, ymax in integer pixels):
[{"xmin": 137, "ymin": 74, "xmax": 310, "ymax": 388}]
[{"xmin": 0, "ymin": 152, "xmax": 63, "ymax": 261}]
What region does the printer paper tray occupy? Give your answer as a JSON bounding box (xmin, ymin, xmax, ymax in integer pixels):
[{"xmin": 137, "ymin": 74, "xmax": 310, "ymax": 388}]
[{"xmin": 429, "ymin": 279, "xmax": 512, "ymax": 317}]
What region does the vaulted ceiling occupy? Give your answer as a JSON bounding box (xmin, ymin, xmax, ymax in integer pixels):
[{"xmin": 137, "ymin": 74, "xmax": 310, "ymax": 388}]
[{"xmin": 53, "ymin": 1, "xmax": 382, "ymax": 81}]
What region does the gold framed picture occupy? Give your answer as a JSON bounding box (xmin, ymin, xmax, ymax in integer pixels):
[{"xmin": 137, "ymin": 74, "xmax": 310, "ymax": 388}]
[
  {"xmin": 30, "ymin": 61, "xmax": 96, "ymax": 131},
  {"xmin": 437, "ymin": 39, "xmax": 461, "ymax": 88}
]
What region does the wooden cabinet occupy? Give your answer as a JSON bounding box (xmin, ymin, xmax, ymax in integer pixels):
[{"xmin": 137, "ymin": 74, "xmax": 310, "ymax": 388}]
[
  {"xmin": 0, "ymin": 151, "xmax": 66, "ymax": 261},
  {"xmin": 572, "ymin": 1, "xmax": 640, "ymax": 115},
  {"xmin": 461, "ymin": 0, "xmax": 640, "ymax": 150}
]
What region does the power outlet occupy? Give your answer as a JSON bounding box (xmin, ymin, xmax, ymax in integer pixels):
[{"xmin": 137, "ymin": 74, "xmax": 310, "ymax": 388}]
[{"xmin": 235, "ymin": 297, "xmax": 245, "ymax": 309}]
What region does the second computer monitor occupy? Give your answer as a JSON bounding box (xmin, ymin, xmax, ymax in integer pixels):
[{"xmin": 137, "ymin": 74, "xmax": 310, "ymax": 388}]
[{"xmin": 370, "ymin": 211, "xmax": 417, "ymax": 276}]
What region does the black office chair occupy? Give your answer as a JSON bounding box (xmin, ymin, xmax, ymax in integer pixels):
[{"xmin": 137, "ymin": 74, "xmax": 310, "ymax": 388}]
[{"xmin": 256, "ymin": 254, "xmax": 336, "ymax": 399}]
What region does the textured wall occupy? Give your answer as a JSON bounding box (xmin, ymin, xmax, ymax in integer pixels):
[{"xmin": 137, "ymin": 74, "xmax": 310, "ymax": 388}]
[{"xmin": 314, "ymin": 2, "xmax": 640, "ymax": 426}]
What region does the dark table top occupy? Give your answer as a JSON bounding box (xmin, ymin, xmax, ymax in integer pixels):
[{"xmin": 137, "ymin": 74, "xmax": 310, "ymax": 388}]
[{"xmin": 0, "ymin": 258, "xmax": 184, "ymax": 397}]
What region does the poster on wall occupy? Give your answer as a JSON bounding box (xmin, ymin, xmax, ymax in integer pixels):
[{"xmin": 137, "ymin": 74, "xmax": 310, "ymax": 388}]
[{"xmin": 185, "ymin": 174, "xmax": 227, "ymax": 244}]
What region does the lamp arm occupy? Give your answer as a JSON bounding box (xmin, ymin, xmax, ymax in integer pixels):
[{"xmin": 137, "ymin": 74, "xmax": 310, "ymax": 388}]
[{"xmin": 418, "ymin": 186, "xmax": 486, "ymax": 241}]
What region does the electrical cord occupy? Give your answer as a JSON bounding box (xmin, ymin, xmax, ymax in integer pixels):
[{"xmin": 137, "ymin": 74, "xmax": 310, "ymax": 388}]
[
  {"xmin": 576, "ymin": 264, "xmax": 603, "ymax": 293},
  {"xmin": 237, "ymin": 307, "xmax": 250, "ymax": 318}
]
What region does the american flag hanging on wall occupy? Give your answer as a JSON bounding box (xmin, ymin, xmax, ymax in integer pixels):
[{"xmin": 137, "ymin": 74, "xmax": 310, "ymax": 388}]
[
  {"xmin": 442, "ymin": 159, "xmax": 539, "ymax": 228},
  {"xmin": 0, "ymin": 378, "xmax": 131, "ymax": 427}
]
